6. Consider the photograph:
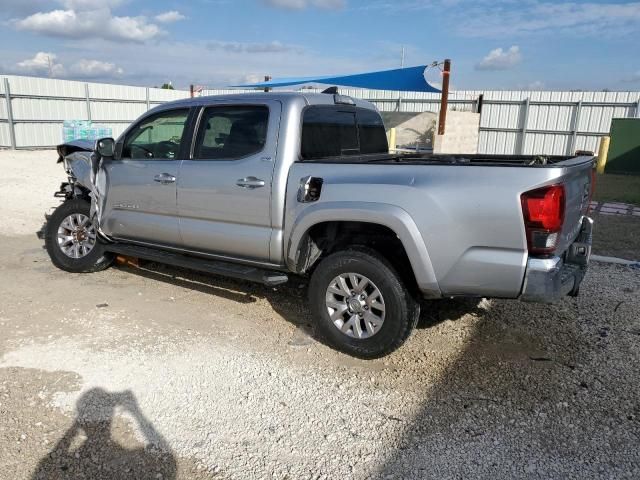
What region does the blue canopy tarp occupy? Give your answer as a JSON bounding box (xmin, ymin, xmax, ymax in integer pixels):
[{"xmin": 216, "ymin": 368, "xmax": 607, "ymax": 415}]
[{"xmin": 230, "ymin": 65, "xmax": 440, "ymax": 93}]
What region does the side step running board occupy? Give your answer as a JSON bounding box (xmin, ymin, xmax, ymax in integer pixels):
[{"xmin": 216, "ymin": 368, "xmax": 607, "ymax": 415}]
[{"xmin": 105, "ymin": 243, "xmax": 288, "ymax": 286}]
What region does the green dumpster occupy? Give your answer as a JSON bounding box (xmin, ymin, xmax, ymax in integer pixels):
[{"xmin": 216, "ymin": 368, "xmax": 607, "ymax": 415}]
[{"xmin": 606, "ymin": 118, "xmax": 640, "ymax": 175}]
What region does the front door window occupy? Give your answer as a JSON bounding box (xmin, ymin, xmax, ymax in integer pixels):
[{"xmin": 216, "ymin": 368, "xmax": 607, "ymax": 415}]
[{"xmin": 122, "ymin": 109, "xmax": 189, "ymax": 160}]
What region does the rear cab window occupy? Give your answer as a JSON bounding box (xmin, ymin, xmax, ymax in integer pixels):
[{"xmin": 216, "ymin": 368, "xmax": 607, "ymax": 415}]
[{"xmin": 301, "ymin": 105, "xmax": 388, "ymax": 160}]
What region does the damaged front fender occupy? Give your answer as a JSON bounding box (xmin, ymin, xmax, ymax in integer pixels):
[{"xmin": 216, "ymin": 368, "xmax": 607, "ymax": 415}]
[{"xmin": 56, "ymin": 140, "xmax": 109, "ymax": 239}]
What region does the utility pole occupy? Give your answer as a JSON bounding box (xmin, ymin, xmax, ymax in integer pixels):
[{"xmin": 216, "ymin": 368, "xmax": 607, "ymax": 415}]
[{"xmin": 437, "ymin": 58, "xmax": 451, "ymax": 136}]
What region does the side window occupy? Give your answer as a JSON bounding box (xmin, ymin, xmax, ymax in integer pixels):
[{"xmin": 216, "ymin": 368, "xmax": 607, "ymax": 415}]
[
  {"xmin": 122, "ymin": 108, "xmax": 189, "ymax": 160},
  {"xmin": 301, "ymin": 107, "xmax": 358, "ymax": 159},
  {"xmin": 194, "ymin": 105, "xmax": 269, "ymax": 160},
  {"xmin": 357, "ymin": 108, "xmax": 388, "ymax": 154}
]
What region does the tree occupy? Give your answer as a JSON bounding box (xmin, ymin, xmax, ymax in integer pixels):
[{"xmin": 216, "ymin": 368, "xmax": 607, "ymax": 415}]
[{"xmin": 160, "ymin": 82, "xmax": 174, "ymax": 90}]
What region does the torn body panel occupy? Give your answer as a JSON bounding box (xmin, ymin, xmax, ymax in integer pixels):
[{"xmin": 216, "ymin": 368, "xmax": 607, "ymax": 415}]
[{"xmin": 56, "ymin": 141, "xmax": 110, "ymax": 241}]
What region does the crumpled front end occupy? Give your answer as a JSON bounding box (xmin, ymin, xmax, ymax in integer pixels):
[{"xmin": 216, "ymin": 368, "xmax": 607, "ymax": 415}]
[{"xmin": 55, "ymin": 141, "xmax": 109, "ymax": 240}]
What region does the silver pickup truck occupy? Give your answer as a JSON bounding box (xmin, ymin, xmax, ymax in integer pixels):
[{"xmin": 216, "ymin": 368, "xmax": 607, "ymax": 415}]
[{"xmin": 45, "ymin": 91, "xmax": 595, "ymax": 358}]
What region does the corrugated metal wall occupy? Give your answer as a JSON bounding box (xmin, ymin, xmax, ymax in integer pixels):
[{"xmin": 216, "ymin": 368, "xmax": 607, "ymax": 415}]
[
  {"xmin": 0, "ymin": 75, "xmax": 189, "ymax": 148},
  {"xmin": 2, "ymin": 75, "xmax": 639, "ymax": 155},
  {"xmin": 201, "ymin": 87, "xmax": 640, "ymax": 155}
]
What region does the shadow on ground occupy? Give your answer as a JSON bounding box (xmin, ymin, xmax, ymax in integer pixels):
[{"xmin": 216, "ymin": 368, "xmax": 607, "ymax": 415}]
[
  {"xmin": 32, "ymin": 388, "xmax": 176, "ymax": 480},
  {"xmin": 373, "ymin": 266, "xmax": 640, "ymax": 478},
  {"xmin": 117, "ymin": 260, "xmax": 474, "ymax": 346}
]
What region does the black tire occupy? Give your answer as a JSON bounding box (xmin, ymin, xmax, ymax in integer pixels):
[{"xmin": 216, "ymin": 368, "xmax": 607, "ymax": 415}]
[
  {"xmin": 45, "ymin": 198, "xmax": 114, "ymax": 273},
  {"xmin": 308, "ymin": 248, "xmax": 420, "ymax": 359}
]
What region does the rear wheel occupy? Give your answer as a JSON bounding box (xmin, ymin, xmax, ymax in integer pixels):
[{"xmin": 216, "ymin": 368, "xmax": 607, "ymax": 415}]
[
  {"xmin": 308, "ymin": 249, "xmax": 420, "ymax": 359},
  {"xmin": 45, "ymin": 198, "xmax": 114, "ymax": 273}
]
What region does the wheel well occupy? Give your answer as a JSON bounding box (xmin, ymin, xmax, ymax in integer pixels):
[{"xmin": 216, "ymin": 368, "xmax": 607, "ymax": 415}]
[{"xmin": 294, "ymin": 221, "xmax": 418, "ymax": 290}]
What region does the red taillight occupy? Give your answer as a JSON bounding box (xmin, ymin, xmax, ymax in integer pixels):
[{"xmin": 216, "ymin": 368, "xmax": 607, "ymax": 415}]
[{"xmin": 521, "ymin": 184, "xmax": 565, "ymax": 255}]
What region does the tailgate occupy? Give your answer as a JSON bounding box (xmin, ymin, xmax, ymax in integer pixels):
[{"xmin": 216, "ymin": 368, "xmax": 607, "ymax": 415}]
[{"xmin": 554, "ymin": 156, "xmax": 595, "ymax": 254}]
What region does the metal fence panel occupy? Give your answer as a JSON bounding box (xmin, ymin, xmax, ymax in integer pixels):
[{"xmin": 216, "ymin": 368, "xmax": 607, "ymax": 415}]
[
  {"xmin": 1, "ymin": 75, "xmax": 639, "ymax": 153},
  {"xmin": 0, "ymin": 124, "xmax": 10, "ymax": 147},
  {"xmin": 0, "ymin": 75, "xmax": 191, "ymax": 147},
  {"xmin": 11, "ymin": 97, "xmax": 87, "ymax": 120},
  {"xmin": 90, "ymin": 101, "xmax": 148, "ymax": 122}
]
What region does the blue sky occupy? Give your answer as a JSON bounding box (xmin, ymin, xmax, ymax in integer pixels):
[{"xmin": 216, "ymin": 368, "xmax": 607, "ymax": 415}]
[{"xmin": 1, "ymin": 0, "xmax": 639, "ymax": 91}]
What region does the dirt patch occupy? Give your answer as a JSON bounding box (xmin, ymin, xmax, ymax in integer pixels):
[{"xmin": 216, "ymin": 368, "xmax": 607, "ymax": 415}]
[
  {"xmin": 0, "ymin": 149, "xmax": 65, "ymax": 236},
  {"xmin": 1, "ymin": 149, "xmax": 639, "ymax": 478}
]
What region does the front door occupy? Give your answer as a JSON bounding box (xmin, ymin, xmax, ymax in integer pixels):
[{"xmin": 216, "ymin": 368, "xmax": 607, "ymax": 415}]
[
  {"xmin": 100, "ymin": 107, "xmax": 191, "ymax": 247},
  {"xmin": 178, "ymin": 101, "xmax": 281, "ymax": 262}
]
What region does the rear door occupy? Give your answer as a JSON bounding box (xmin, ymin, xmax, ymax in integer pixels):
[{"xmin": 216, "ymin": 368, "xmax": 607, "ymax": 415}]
[
  {"xmin": 177, "ymin": 101, "xmax": 281, "ymax": 261},
  {"xmin": 100, "ymin": 107, "xmax": 191, "ymax": 246}
]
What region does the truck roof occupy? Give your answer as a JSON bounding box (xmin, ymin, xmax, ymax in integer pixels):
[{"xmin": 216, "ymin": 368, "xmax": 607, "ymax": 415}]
[{"xmin": 151, "ymin": 91, "xmax": 378, "ymax": 112}]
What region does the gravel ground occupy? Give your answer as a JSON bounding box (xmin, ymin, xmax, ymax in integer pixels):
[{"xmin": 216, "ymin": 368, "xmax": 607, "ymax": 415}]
[{"xmin": 0, "ymin": 149, "xmax": 639, "ymax": 479}]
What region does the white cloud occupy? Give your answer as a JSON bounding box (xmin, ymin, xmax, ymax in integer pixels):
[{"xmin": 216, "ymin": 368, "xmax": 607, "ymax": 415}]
[
  {"xmin": 263, "ymin": 0, "xmax": 345, "ymax": 10},
  {"xmin": 70, "ymin": 59, "xmax": 124, "ymax": 78},
  {"xmin": 13, "ymin": 6, "xmax": 164, "ymax": 42},
  {"xmin": 206, "ymin": 40, "xmax": 303, "ymax": 54},
  {"xmin": 16, "ymin": 52, "xmax": 65, "ymax": 76},
  {"xmin": 154, "ymin": 10, "xmax": 186, "ymax": 23},
  {"xmin": 476, "ymin": 46, "xmax": 522, "ymax": 71},
  {"xmin": 14, "ymin": 51, "xmax": 125, "ymax": 80}
]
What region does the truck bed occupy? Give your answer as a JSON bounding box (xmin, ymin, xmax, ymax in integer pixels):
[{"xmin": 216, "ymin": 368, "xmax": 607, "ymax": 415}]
[
  {"xmin": 286, "ymin": 152, "xmax": 595, "ymax": 299},
  {"xmin": 298, "ymin": 152, "xmax": 594, "ymax": 168}
]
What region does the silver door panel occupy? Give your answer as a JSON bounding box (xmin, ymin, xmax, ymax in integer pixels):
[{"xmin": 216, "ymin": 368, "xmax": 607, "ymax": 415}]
[
  {"xmin": 178, "ymin": 101, "xmax": 282, "ymax": 261},
  {"xmin": 101, "ymin": 160, "xmax": 181, "ymax": 246}
]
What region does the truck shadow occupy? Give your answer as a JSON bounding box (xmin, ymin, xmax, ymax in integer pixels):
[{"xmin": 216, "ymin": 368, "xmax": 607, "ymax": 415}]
[
  {"xmin": 117, "ymin": 260, "xmax": 476, "ymax": 342},
  {"xmin": 119, "ymin": 261, "xmax": 261, "ymax": 305},
  {"xmin": 32, "ymin": 388, "xmax": 176, "ymax": 480},
  {"xmin": 372, "ymin": 280, "xmax": 639, "ymax": 478}
]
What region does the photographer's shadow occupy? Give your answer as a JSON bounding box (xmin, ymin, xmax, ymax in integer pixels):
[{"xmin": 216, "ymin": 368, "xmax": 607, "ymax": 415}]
[{"xmin": 33, "ymin": 388, "xmax": 176, "ymax": 480}]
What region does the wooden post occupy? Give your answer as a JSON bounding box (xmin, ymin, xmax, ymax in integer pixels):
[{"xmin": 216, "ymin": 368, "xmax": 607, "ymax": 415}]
[
  {"xmin": 190, "ymin": 84, "xmax": 194, "ymax": 98},
  {"xmin": 437, "ymin": 59, "xmax": 451, "ymax": 136}
]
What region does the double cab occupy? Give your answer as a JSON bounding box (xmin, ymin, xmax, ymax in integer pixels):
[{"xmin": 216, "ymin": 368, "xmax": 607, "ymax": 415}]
[{"xmin": 45, "ymin": 91, "xmax": 595, "ymax": 358}]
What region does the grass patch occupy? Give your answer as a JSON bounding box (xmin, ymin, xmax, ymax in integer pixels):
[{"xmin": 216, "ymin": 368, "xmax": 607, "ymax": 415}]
[
  {"xmin": 591, "ymin": 214, "xmax": 640, "ymax": 260},
  {"xmin": 593, "ymin": 174, "xmax": 640, "ymax": 205}
]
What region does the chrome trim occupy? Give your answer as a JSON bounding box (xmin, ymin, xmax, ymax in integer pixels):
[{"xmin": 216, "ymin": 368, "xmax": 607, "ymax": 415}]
[
  {"xmin": 520, "ymin": 215, "xmax": 593, "ymax": 303},
  {"xmin": 189, "ymin": 106, "xmax": 205, "ymax": 160},
  {"xmin": 527, "ymin": 257, "xmax": 562, "ymax": 272}
]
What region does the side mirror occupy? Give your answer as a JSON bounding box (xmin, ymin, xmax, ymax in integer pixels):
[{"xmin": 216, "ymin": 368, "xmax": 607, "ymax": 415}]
[{"xmin": 95, "ymin": 137, "xmax": 115, "ymax": 158}]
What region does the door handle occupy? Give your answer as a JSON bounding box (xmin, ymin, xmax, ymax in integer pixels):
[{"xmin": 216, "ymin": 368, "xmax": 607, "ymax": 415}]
[
  {"xmin": 154, "ymin": 173, "xmax": 176, "ymax": 184},
  {"xmin": 236, "ymin": 176, "xmax": 265, "ymax": 189}
]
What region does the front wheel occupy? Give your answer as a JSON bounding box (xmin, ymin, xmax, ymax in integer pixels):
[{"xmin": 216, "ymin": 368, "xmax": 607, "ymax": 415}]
[
  {"xmin": 308, "ymin": 249, "xmax": 420, "ymax": 359},
  {"xmin": 44, "ymin": 198, "xmax": 114, "ymax": 273}
]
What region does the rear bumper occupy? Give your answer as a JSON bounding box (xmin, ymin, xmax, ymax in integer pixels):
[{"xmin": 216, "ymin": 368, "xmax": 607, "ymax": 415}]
[{"xmin": 520, "ymin": 216, "xmax": 593, "ymax": 303}]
